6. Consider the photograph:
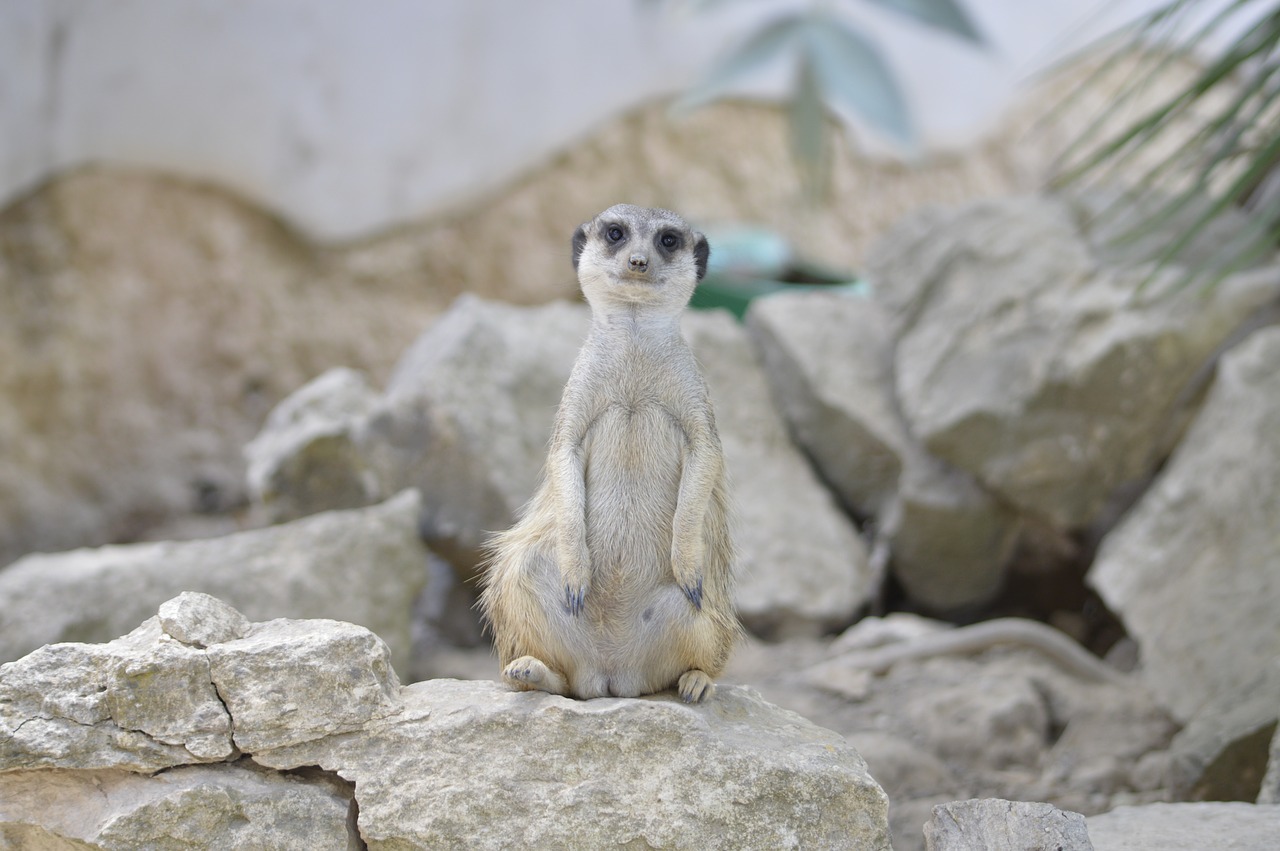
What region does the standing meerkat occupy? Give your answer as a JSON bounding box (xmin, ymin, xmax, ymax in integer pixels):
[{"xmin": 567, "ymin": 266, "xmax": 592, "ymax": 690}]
[{"xmin": 479, "ymin": 204, "xmax": 741, "ymax": 703}]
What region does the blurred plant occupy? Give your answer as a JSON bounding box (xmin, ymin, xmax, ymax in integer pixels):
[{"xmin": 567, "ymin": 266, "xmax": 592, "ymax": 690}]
[
  {"xmin": 658, "ymin": 0, "xmax": 985, "ymax": 196},
  {"xmin": 1054, "ymin": 0, "xmax": 1280, "ymax": 291}
]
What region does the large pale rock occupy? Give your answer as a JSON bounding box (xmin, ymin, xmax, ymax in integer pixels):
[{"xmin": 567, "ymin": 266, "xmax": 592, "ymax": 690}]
[
  {"xmin": 249, "ymin": 296, "xmax": 873, "ymax": 636},
  {"xmin": 0, "ymin": 762, "xmax": 360, "ymax": 850},
  {"xmin": 868, "ymin": 196, "xmax": 1280, "ymax": 530},
  {"xmin": 0, "ymin": 618, "xmax": 234, "ymax": 773},
  {"xmin": 1086, "ymin": 802, "xmax": 1280, "ymax": 851},
  {"xmin": 1088, "ymin": 327, "xmax": 1280, "ymax": 724},
  {"xmin": 0, "ymin": 593, "xmax": 401, "ymax": 774},
  {"xmin": 207, "ymin": 617, "xmax": 402, "ymax": 753},
  {"xmin": 2, "ymin": 597, "xmax": 889, "ymax": 851},
  {"xmin": 244, "ymin": 366, "xmax": 385, "ymax": 520},
  {"xmin": 923, "ymin": 799, "xmax": 1093, "ymax": 851},
  {"xmin": 0, "ymin": 490, "xmax": 428, "ymax": 673},
  {"xmin": 745, "ymin": 292, "xmax": 904, "ymax": 517},
  {"xmin": 255, "ymin": 680, "xmax": 891, "ymax": 851},
  {"xmin": 744, "ymin": 290, "xmax": 1020, "ymax": 611}
]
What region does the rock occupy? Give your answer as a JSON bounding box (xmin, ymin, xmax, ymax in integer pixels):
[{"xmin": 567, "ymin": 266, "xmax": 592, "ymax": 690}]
[
  {"xmin": 1086, "ymin": 802, "xmax": 1280, "ymax": 850},
  {"xmin": 249, "ymin": 296, "xmax": 873, "ymax": 637},
  {"xmin": 0, "ymin": 761, "xmax": 360, "ymax": 850},
  {"xmin": 1088, "ymin": 327, "xmax": 1280, "ymax": 725},
  {"xmin": 207, "ymin": 617, "xmax": 402, "ymax": 753},
  {"xmin": 745, "ymin": 292, "xmax": 904, "ymax": 517},
  {"xmin": 244, "ymin": 367, "xmax": 384, "ymax": 520},
  {"xmin": 1, "ymin": 597, "xmax": 890, "ymax": 851},
  {"xmin": 0, "ymin": 490, "xmax": 428, "ymax": 674},
  {"xmin": 0, "ymin": 599, "xmax": 400, "ymax": 774},
  {"xmin": 158, "ymin": 591, "xmax": 251, "ymax": 647},
  {"xmin": 901, "ymin": 666, "xmax": 1051, "ymax": 771},
  {"xmin": 1260, "ymin": 722, "xmax": 1280, "ymax": 804},
  {"xmin": 254, "ymin": 680, "xmax": 891, "ymax": 851},
  {"xmin": 868, "ymin": 196, "xmax": 1280, "ymax": 531},
  {"xmin": 0, "ymin": 171, "xmax": 454, "ymax": 569},
  {"xmin": 0, "ymin": 618, "xmax": 234, "ymax": 773},
  {"xmin": 880, "ymin": 447, "xmax": 1021, "ymax": 611},
  {"xmin": 743, "ymin": 290, "xmax": 1021, "ymax": 612},
  {"xmin": 923, "ymin": 799, "xmax": 1093, "ymax": 851}
]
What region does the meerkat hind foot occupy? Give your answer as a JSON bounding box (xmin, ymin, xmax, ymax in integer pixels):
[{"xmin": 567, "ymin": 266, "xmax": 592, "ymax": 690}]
[
  {"xmin": 678, "ymin": 670, "xmax": 715, "ymax": 704},
  {"xmin": 503, "ymin": 656, "xmax": 568, "ymax": 696}
]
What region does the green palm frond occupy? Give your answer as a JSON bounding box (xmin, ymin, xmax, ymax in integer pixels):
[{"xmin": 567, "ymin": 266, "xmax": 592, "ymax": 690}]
[{"xmin": 1054, "ymin": 0, "xmax": 1280, "ymax": 292}]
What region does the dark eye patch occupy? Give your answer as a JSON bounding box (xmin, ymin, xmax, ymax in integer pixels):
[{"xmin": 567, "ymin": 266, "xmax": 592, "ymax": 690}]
[
  {"xmin": 604, "ymin": 224, "xmax": 626, "ymax": 243},
  {"xmin": 656, "ymin": 230, "xmax": 683, "ymax": 253}
]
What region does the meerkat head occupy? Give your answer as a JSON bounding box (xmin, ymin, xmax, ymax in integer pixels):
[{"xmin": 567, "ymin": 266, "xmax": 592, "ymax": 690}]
[{"xmin": 571, "ymin": 204, "xmax": 710, "ymax": 316}]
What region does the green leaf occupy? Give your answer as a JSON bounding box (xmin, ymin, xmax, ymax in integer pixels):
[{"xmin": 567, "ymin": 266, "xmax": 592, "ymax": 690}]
[
  {"xmin": 803, "ymin": 15, "xmax": 915, "ymax": 145},
  {"xmin": 790, "ymin": 54, "xmax": 830, "ymax": 201},
  {"xmin": 672, "ymin": 14, "xmax": 805, "ymax": 113},
  {"xmin": 861, "ymin": 0, "xmax": 985, "ymax": 44}
]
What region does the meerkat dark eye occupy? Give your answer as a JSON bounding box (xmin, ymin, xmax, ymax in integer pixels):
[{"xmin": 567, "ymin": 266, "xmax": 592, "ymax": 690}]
[
  {"xmin": 660, "ymin": 232, "xmax": 679, "ymax": 249},
  {"xmin": 607, "ymin": 226, "xmax": 624, "ymax": 243}
]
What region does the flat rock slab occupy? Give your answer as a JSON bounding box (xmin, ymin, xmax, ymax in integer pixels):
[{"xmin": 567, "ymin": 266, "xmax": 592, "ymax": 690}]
[
  {"xmin": 255, "ymin": 679, "xmax": 892, "ymax": 851},
  {"xmin": 924, "ymin": 798, "xmax": 1093, "ymax": 851},
  {"xmin": 1086, "ymin": 802, "xmax": 1280, "ymax": 851}
]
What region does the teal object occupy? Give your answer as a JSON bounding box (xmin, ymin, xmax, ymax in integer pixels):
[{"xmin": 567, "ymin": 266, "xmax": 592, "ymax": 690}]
[{"xmin": 690, "ymin": 226, "xmax": 865, "ymax": 320}]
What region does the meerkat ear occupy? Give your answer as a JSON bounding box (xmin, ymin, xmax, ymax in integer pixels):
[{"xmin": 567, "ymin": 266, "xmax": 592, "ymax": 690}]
[
  {"xmin": 693, "ymin": 233, "xmax": 710, "ymax": 282},
  {"xmin": 571, "ymin": 224, "xmax": 589, "ymax": 272}
]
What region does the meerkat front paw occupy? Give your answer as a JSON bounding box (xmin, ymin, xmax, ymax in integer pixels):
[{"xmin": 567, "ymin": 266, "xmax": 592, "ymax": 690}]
[
  {"xmin": 677, "ymin": 669, "xmax": 715, "ymax": 703},
  {"xmin": 671, "ymin": 541, "xmax": 705, "ymax": 611},
  {"xmin": 503, "ymin": 656, "xmax": 568, "ymax": 695},
  {"xmin": 559, "ymin": 543, "xmax": 591, "ymax": 616}
]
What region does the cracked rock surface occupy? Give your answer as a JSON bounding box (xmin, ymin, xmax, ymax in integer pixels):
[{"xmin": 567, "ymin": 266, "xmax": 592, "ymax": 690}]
[{"xmin": 1, "ymin": 593, "xmax": 891, "ymax": 850}]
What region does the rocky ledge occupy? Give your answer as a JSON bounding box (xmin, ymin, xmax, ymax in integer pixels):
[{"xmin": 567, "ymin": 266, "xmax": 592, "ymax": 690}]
[{"xmin": 0, "ymin": 592, "xmax": 891, "ymax": 850}]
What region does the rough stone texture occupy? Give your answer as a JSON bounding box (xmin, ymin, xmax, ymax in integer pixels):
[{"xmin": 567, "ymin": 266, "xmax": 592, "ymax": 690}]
[
  {"xmin": 244, "ymin": 366, "xmax": 384, "ymax": 521},
  {"xmin": 743, "ymin": 289, "xmax": 1021, "ymax": 612},
  {"xmin": 255, "ymin": 679, "xmax": 891, "ymax": 851},
  {"xmin": 868, "ymin": 196, "xmax": 1280, "ymax": 531},
  {"xmin": 207, "ymin": 618, "xmax": 402, "ymax": 754},
  {"xmin": 0, "ymin": 761, "xmax": 360, "ymax": 850},
  {"xmin": 0, "ymin": 598, "xmax": 402, "ymax": 776},
  {"xmin": 0, "ymin": 490, "xmax": 428, "ymax": 674},
  {"xmin": 0, "ymin": 618, "xmax": 234, "ymax": 773},
  {"xmin": 744, "ymin": 292, "xmax": 904, "ymax": 517},
  {"xmin": 1086, "ymin": 802, "xmax": 1280, "ymax": 851},
  {"xmin": 923, "ymin": 799, "xmax": 1093, "ymax": 851},
  {"xmin": 1088, "ymin": 327, "xmax": 1280, "ymax": 724},
  {"xmin": 249, "ymin": 296, "xmax": 873, "ymax": 637},
  {"xmin": 1, "ymin": 598, "xmax": 890, "ymax": 851},
  {"xmin": 157, "ymin": 591, "xmax": 251, "ymax": 648}
]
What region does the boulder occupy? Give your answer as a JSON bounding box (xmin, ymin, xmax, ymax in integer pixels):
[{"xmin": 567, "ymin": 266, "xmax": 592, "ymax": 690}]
[
  {"xmin": 1086, "ymin": 802, "xmax": 1280, "ymax": 851},
  {"xmin": 743, "ymin": 289, "xmax": 1022, "ymax": 612},
  {"xmin": 0, "ymin": 595, "xmax": 891, "ymax": 851},
  {"xmin": 0, "ymin": 490, "xmax": 428, "ymax": 674},
  {"xmin": 923, "ymin": 799, "xmax": 1093, "ymax": 851},
  {"xmin": 0, "ymin": 592, "xmax": 401, "ymax": 774},
  {"xmin": 0, "ymin": 761, "xmax": 360, "ymax": 850},
  {"xmin": 254, "ymin": 680, "xmax": 890, "ymax": 850},
  {"xmin": 249, "ymin": 296, "xmax": 874, "ymax": 637},
  {"xmin": 1088, "ymin": 327, "xmax": 1280, "ymax": 725},
  {"xmin": 867, "ymin": 196, "xmax": 1280, "ymax": 531},
  {"xmin": 744, "ymin": 292, "xmax": 905, "ymax": 518}
]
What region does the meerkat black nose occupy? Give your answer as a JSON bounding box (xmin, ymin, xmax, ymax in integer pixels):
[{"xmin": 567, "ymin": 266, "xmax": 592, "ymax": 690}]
[{"xmin": 628, "ymin": 253, "xmax": 649, "ymax": 273}]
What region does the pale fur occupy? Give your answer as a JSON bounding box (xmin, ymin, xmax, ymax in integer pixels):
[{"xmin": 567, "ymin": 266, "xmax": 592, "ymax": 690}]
[{"xmin": 478, "ymin": 204, "xmax": 741, "ymax": 703}]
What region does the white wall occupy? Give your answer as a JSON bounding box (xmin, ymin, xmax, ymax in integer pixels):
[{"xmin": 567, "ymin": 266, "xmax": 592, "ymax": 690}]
[{"xmin": 0, "ymin": 0, "xmax": 1236, "ymax": 239}]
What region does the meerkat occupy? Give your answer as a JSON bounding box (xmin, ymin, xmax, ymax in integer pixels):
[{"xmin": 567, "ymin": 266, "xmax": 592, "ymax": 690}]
[{"xmin": 478, "ymin": 204, "xmax": 741, "ymax": 703}]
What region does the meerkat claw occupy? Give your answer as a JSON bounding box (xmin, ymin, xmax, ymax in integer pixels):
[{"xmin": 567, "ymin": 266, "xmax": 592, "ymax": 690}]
[
  {"xmin": 565, "ymin": 584, "xmax": 587, "ymax": 616},
  {"xmin": 679, "ymin": 578, "xmax": 703, "ymax": 611},
  {"xmin": 678, "ymin": 670, "xmax": 715, "ymax": 703}
]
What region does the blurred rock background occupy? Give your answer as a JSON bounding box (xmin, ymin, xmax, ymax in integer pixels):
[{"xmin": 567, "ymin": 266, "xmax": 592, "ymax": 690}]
[{"xmin": 3, "ymin": 2, "xmax": 1279, "ymax": 849}]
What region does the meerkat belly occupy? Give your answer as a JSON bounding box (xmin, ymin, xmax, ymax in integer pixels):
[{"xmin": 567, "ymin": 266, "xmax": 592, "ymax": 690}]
[{"xmin": 581, "ymin": 403, "xmax": 685, "ymax": 576}]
